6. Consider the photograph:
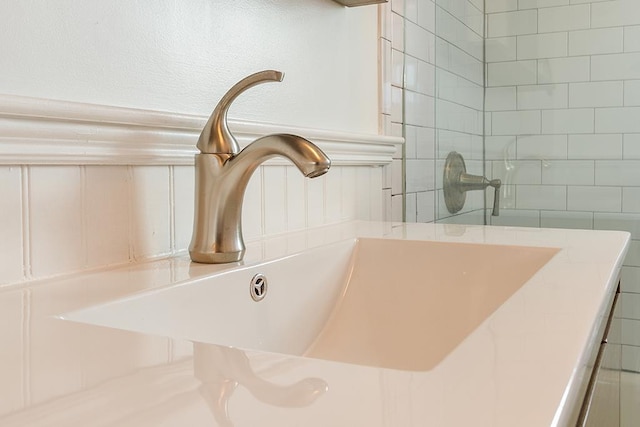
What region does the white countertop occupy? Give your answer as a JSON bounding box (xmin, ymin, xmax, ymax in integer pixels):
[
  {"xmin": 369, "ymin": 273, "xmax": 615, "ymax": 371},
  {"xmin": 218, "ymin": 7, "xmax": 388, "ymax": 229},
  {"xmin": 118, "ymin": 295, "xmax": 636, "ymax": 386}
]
[{"xmin": 0, "ymin": 221, "xmax": 629, "ymax": 426}]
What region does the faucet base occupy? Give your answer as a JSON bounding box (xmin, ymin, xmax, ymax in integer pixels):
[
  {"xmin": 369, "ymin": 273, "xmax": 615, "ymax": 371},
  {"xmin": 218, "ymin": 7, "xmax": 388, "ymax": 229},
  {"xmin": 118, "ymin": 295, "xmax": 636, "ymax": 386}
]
[{"xmin": 189, "ymin": 250, "xmax": 245, "ymax": 264}]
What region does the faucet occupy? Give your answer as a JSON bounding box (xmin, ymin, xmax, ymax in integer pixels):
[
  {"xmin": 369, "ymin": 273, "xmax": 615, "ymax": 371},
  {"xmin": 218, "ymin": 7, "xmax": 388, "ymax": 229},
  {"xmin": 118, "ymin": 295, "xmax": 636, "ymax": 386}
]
[{"xmin": 189, "ymin": 70, "xmax": 331, "ymax": 264}]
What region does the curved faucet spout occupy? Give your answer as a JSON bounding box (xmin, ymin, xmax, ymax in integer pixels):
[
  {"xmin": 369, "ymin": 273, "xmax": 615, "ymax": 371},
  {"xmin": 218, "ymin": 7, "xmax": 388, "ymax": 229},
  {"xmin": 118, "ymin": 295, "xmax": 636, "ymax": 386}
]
[
  {"xmin": 189, "ymin": 134, "xmax": 330, "ymax": 264},
  {"xmin": 197, "ymin": 70, "xmax": 284, "ymax": 155},
  {"xmin": 232, "ymin": 134, "xmax": 331, "ymax": 179}
]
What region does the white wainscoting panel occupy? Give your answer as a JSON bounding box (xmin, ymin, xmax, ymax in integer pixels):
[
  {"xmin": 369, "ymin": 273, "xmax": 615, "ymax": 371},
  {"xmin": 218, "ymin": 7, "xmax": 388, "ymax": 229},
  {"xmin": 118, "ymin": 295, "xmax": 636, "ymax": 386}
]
[{"xmin": 0, "ymin": 95, "xmax": 401, "ymax": 286}]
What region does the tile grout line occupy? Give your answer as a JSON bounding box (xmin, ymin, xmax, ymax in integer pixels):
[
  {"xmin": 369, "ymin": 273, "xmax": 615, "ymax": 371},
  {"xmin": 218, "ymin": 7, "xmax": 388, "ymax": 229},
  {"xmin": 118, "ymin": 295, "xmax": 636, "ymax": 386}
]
[
  {"xmin": 127, "ymin": 166, "xmax": 134, "ymax": 261},
  {"xmin": 284, "ymin": 166, "xmax": 290, "ymax": 232},
  {"xmin": 169, "ymin": 166, "xmax": 176, "ymax": 254},
  {"xmin": 168, "ymin": 339, "xmax": 174, "ymax": 363},
  {"xmin": 80, "ymin": 165, "xmax": 88, "ymax": 269},
  {"xmin": 21, "ymin": 166, "xmax": 32, "ymax": 281},
  {"xmin": 21, "ymin": 288, "xmax": 31, "ymax": 407},
  {"xmin": 325, "ymin": 168, "xmax": 330, "ymax": 224}
]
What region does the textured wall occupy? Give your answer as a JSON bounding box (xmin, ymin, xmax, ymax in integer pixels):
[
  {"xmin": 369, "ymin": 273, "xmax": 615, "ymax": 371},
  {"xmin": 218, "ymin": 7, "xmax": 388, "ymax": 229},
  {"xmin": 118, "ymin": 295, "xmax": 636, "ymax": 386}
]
[{"xmin": 0, "ymin": 0, "xmax": 378, "ymax": 134}]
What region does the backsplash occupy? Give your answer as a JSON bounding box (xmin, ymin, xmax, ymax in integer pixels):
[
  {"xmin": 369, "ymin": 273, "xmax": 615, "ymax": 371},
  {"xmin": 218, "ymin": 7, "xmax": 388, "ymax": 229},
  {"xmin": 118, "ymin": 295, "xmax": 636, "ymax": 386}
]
[
  {"xmin": 0, "ymin": 163, "xmax": 387, "ymax": 287},
  {"xmin": 0, "ymin": 95, "xmax": 398, "ymax": 286}
]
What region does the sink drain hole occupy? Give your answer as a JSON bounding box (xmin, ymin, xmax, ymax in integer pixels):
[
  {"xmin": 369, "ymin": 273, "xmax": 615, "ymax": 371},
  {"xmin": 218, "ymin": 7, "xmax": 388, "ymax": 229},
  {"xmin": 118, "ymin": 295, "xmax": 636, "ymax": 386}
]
[{"xmin": 250, "ymin": 273, "xmax": 267, "ymax": 302}]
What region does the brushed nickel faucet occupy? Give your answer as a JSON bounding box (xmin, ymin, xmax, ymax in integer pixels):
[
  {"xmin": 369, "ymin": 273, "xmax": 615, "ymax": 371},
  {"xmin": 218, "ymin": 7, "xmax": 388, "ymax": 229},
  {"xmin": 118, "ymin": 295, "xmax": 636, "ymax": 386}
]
[{"xmin": 189, "ymin": 70, "xmax": 331, "ymax": 264}]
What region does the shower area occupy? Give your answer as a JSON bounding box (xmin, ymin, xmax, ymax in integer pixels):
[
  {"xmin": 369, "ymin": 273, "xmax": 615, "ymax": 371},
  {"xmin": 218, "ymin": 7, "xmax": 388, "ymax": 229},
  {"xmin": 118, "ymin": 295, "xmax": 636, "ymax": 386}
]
[{"xmin": 387, "ymin": 0, "xmax": 640, "ymax": 424}]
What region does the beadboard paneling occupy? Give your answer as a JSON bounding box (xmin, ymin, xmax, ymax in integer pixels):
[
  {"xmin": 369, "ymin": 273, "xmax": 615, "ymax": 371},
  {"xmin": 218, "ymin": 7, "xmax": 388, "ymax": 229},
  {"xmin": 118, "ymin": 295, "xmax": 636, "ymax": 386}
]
[{"xmin": 0, "ymin": 96, "xmax": 400, "ymax": 287}]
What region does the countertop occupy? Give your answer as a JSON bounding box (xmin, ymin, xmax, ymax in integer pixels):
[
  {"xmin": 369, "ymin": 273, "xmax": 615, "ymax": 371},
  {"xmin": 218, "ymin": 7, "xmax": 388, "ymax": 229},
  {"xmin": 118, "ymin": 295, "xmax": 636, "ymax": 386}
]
[{"xmin": 0, "ymin": 221, "xmax": 630, "ymax": 426}]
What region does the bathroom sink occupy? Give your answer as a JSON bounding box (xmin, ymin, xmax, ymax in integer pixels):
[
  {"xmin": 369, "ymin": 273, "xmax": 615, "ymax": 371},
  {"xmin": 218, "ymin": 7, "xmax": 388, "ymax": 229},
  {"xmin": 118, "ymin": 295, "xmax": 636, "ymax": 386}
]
[{"xmin": 61, "ymin": 238, "xmax": 558, "ymax": 371}]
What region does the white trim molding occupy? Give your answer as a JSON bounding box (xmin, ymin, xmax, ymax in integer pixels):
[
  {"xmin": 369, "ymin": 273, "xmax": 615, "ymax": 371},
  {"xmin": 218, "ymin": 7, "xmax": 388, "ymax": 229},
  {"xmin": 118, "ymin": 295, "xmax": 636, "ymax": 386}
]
[{"xmin": 0, "ymin": 94, "xmax": 402, "ymax": 166}]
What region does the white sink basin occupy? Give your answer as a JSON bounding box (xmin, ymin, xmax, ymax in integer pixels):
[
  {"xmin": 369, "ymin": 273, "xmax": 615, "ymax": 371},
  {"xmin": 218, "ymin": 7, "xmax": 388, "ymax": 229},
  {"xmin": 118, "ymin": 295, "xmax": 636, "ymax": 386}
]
[{"xmin": 61, "ymin": 238, "xmax": 558, "ymax": 371}]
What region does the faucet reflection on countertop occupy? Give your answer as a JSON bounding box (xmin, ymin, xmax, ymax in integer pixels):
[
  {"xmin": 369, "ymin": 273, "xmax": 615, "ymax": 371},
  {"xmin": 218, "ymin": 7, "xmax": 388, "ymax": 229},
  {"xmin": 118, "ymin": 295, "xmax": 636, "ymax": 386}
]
[
  {"xmin": 189, "ymin": 70, "xmax": 331, "ymax": 264},
  {"xmin": 194, "ymin": 343, "xmax": 328, "ymax": 427}
]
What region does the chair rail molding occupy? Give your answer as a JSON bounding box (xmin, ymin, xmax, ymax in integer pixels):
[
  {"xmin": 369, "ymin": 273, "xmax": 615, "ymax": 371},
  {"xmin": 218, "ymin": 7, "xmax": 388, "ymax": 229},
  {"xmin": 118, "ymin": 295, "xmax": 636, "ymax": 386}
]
[{"xmin": 0, "ymin": 94, "xmax": 401, "ymax": 166}]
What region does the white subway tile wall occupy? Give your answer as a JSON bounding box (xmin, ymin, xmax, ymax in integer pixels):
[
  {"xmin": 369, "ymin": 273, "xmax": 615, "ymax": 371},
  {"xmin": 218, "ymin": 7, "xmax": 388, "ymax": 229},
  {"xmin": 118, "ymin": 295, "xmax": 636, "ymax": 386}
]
[
  {"xmin": 485, "ymin": 36, "xmax": 517, "ymax": 62},
  {"xmin": 625, "ymin": 80, "xmax": 640, "ymax": 106},
  {"xmin": 537, "ymin": 4, "xmax": 589, "ymax": 33},
  {"xmin": 380, "ymin": 1, "xmax": 405, "ymax": 222},
  {"xmin": 493, "ymin": 110, "xmax": 541, "ymax": 135},
  {"xmin": 517, "ymin": 32, "xmax": 568, "ymax": 60},
  {"xmin": 591, "ymin": 0, "xmax": 640, "ymax": 29},
  {"xmin": 489, "ymin": 60, "xmax": 538, "ymax": 86},
  {"xmin": 430, "ymin": 0, "xmax": 484, "ymax": 223},
  {"xmin": 539, "ymin": 56, "xmax": 591, "ymax": 83},
  {"xmin": 569, "ymin": 81, "xmax": 623, "ymax": 108},
  {"xmin": 625, "ymin": 26, "xmax": 640, "ymax": 52},
  {"xmin": 518, "ymin": 134, "xmax": 568, "ymax": 159},
  {"xmin": 569, "ymin": 28, "xmax": 623, "ymax": 56},
  {"xmin": 387, "ymin": 0, "xmax": 486, "ymax": 223},
  {"xmin": 517, "ymin": 84, "xmax": 568, "ymax": 110},
  {"xmin": 568, "ymin": 134, "xmax": 623, "ymax": 159},
  {"xmin": 540, "ymin": 210, "xmax": 594, "ymax": 230},
  {"xmin": 488, "ymin": 10, "xmax": 537, "ymax": 37},
  {"xmin": 492, "ymin": 159, "xmax": 541, "ymax": 184},
  {"xmin": 486, "ymin": 0, "xmax": 640, "ymax": 374},
  {"xmin": 486, "ymin": 86, "xmax": 517, "ymax": 111},
  {"xmin": 623, "ymin": 133, "xmax": 640, "ymax": 155},
  {"xmin": 384, "ymin": 0, "xmax": 437, "ymax": 223}
]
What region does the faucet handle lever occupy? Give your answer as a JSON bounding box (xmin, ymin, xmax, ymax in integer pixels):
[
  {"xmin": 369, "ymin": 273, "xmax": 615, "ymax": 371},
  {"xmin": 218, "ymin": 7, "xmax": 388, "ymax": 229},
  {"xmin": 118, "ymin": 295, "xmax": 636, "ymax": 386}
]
[
  {"xmin": 489, "ymin": 179, "xmax": 501, "ymax": 217},
  {"xmin": 197, "ymin": 70, "xmax": 285, "ymax": 154}
]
